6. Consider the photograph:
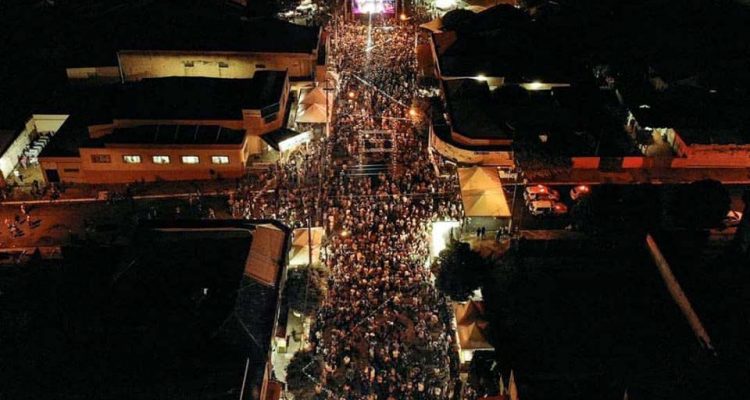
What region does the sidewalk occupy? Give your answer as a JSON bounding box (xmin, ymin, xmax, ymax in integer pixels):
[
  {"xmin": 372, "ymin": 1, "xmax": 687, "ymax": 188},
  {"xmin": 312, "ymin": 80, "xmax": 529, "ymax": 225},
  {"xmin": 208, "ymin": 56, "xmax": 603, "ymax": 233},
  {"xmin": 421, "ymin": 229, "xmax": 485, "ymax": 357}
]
[{"xmin": 1, "ymin": 178, "xmax": 267, "ymax": 206}]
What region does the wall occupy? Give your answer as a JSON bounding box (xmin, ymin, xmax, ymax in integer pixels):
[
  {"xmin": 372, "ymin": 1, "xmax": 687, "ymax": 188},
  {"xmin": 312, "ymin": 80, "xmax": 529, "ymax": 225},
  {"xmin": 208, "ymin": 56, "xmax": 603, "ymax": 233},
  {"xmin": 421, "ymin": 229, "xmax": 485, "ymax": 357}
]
[
  {"xmin": 32, "ymin": 114, "xmax": 70, "ymax": 133},
  {"xmin": 77, "ymin": 143, "xmax": 247, "ymax": 183},
  {"xmin": 570, "ymin": 157, "xmax": 600, "ymax": 169},
  {"xmin": 40, "ymin": 157, "xmax": 85, "ymax": 183},
  {"xmin": 450, "ymin": 129, "xmax": 513, "ymax": 147},
  {"xmin": 0, "ymin": 119, "xmax": 34, "ymax": 178},
  {"xmin": 118, "ymin": 51, "xmax": 315, "ymax": 81},
  {"xmin": 680, "ymin": 145, "xmax": 750, "ymax": 167}
]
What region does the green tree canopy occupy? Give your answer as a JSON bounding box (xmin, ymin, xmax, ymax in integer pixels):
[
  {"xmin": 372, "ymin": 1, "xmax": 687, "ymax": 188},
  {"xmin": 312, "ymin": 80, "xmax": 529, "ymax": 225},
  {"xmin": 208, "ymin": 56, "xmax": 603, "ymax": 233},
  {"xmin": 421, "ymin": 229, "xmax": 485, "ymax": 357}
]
[
  {"xmin": 433, "ymin": 240, "xmax": 489, "ymax": 301},
  {"xmin": 283, "ymin": 265, "xmax": 328, "ymax": 317}
]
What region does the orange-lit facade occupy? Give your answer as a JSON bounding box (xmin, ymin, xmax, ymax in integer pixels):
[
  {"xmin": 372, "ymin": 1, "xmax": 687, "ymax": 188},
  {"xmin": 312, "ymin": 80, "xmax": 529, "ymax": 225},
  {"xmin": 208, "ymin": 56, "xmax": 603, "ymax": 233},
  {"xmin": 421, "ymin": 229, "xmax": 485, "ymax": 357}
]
[{"xmin": 39, "ymin": 71, "xmax": 291, "ymax": 184}]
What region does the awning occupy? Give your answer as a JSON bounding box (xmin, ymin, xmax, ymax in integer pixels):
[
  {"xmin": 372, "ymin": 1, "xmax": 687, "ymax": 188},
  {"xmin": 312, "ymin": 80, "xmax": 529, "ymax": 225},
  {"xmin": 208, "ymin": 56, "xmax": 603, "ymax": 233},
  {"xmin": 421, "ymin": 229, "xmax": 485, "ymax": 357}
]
[
  {"xmin": 458, "ymin": 167, "xmax": 511, "ymax": 217},
  {"xmin": 246, "ymin": 224, "xmax": 287, "ymax": 287},
  {"xmin": 420, "ymin": 17, "xmax": 443, "ymax": 33},
  {"xmin": 262, "ymin": 128, "xmax": 311, "ymax": 152}
]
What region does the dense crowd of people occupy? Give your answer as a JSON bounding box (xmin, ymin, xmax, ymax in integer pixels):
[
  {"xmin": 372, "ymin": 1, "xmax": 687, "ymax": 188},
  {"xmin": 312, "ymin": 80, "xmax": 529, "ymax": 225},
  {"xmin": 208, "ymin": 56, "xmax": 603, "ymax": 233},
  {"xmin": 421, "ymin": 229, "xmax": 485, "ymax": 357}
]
[{"xmin": 311, "ymin": 19, "xmax": 461, "ymax": 399}]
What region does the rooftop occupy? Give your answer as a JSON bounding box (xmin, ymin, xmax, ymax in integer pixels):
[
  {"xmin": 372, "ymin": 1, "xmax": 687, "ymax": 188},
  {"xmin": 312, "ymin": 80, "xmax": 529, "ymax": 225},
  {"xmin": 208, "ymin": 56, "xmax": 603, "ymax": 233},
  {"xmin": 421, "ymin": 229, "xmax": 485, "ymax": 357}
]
[
  {"xmin": 115, "ymin": 71, "xmax": 288, "ymax": 121},
  {"xmin": 620, "ymin": 83, "xmax": 750, "ymax": 145},
  {"xmin": 61, "ymin": 3, "xmax": 321, "ymax": 67},
  {"xmin": 0, "ymin": 219, "xmax": 290, "ymax": 399},
  {"xmin": 483, "ymin": 242, "xmax": 711, "ymax": 399},
  {"xmin": 104, "ymin": 125, "xmax": 246, "ymax": 146},
  {"xmin": 444, "ymin": 79, "xmax": 636, "ymax": 156},
  {"xmin": 434, "ymin": 5, "xmax": 584, "ymax": 83}
]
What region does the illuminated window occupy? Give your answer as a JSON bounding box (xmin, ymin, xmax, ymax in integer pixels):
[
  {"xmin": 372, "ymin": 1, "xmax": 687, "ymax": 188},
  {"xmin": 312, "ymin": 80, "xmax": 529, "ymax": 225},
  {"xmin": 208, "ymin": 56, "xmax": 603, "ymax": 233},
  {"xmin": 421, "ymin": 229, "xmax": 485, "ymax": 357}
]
[
  {"xmin": 211, "ymin": 156, "xmax": 230, "ymax": 165},
  {"xmin": 91, "ymin": 154, "xmax": 111, "ymax": 163},
  {"xmin": 181, "ymin": 155, "xmax": 200, "ymax": 164},
  {"xmin": 122, "ymin": 155, "xmax": 142, "ymax": 164},
  {"xmin": 152, "ymin": 155, "xmax": 170, "ymax": 164}
]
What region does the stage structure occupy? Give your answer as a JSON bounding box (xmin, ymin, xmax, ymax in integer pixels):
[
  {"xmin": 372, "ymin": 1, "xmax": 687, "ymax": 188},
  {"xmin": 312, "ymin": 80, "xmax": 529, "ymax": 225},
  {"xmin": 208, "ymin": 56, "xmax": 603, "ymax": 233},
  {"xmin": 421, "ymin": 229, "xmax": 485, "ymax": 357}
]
[
  {"xmin": 352, "ymin": 0, "xmax": 396, "ymax": 14},
  {"xmin": 358, "ymin": 129, "xmax": 397, "ymax": 172}
]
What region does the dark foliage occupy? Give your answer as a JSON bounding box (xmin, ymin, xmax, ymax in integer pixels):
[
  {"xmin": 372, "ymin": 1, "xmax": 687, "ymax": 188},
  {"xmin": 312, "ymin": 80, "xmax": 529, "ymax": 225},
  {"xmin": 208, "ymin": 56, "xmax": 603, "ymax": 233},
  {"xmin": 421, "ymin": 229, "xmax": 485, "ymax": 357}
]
[
  {"xmin": 433, "ymin": 240, "xmax": 489, "ymax": 301},
  {"xmin": 667, "ymin": 179, "xmax": 730, "ymax": 229},
  {"xmin": 286, "ymin": 349, "xmax": 323, "ymax": 400},
  {"xmin": 283, "ymin": 265, "xmax": 328, "ymax": 317}
]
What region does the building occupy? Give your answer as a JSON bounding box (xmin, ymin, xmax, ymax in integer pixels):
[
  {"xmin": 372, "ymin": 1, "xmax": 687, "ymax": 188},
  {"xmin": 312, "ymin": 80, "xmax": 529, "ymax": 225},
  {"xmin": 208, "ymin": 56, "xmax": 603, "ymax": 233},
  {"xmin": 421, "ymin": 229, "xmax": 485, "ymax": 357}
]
[
  {"xmin": 620, "ymin": 81, "xmax": 750, "ymax": 168},
  {"xmin": 38, "ymin": 71, "xmax": 291, "ymax": 184},
  {"xmin": 0, "ymin": 218, "xmax": 292, "ymax": 399},
  {"xmin": 63, "ymin": 4, "xmax": 325, "ymax": 83},
  {"xmin": 425, "ymin": 5, "xmax": 587, "ymax": 167}
]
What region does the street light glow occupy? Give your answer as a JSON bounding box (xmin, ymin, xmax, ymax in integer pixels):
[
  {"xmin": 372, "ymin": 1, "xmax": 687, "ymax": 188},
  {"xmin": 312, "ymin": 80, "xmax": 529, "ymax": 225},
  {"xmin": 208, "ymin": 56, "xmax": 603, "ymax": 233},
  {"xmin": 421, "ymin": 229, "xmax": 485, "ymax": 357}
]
[
  {"xmin": 435, "ymin": 0, "xmax": 456, "ymax": 10},
  {"xmin": 528, "ymin": 81, "xmax": 544, "ymax": 90}
]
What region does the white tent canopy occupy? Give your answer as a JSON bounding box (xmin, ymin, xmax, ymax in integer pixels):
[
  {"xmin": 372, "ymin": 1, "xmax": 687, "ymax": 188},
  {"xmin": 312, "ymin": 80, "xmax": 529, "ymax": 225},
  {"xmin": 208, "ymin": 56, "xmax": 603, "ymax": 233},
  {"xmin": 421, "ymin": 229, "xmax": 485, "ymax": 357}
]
[
  {"xmin": 300, "ymin": 86, "xmax": 333, "ymax": 108},
  {"xmin": 296, "ymin": 103, "xmax": 328, "ymax": 124},
  {"xmin": 457, "ymin": 167, "xmax": 511, "ymax": 217}
]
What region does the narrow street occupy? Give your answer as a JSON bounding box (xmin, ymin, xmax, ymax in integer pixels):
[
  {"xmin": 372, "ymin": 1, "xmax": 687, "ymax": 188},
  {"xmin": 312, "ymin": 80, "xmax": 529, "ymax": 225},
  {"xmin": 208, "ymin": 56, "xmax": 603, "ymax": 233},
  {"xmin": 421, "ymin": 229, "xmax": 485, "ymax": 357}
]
[{"xmin": 299, "ymin": 16, "xmax": 462, "ymax": 399}]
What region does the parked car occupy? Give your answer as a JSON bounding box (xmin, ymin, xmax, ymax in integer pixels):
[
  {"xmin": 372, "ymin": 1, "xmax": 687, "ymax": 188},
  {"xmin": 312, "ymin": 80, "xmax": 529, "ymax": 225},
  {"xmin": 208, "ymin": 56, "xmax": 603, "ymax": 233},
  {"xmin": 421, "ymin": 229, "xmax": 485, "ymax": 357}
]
[
  {"xmin": 570, "ymin": 185, "xmax": 591, "ymax": 201},
  {"xmin": 524, "ymin": 185, "xmax": 560, "ymax": 202},
  {"xmin": 724, "ymin": 210, "xmax": 743, "ymax": 227},
  {"xmin": 528, "ymin": 200, "xmax": 568, "ymax": 216}
]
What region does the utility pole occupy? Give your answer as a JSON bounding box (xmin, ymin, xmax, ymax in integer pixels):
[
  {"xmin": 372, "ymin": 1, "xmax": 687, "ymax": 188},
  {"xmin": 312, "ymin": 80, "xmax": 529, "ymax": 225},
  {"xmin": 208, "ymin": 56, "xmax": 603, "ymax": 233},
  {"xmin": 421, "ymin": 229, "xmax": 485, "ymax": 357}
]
[
  {"xmin": 238, "ymin": 357, "xmax": 250, "ymax": 400},
  {"xmin": 301, "ymin": 215, "xmax": 313, "ymax": 348}
]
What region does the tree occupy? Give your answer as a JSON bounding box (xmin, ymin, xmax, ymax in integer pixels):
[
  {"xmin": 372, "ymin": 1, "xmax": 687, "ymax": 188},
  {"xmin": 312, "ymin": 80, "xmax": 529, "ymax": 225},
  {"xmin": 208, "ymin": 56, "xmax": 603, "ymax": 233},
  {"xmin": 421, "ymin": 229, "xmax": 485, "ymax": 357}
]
[
  {"xmin": 662, "ymin": 180, "xmax": 730, "ymax": 229},
  {"xmin": 572, "ymin": 185, "xmax": 659, "ymax": 236},
  {"xmin": 441, "ymin": 9, "xmax": 475, "ymax": 31},
  {"xmin": 433, "ymin": 240, "xmax": 489, "ymax": 301},
  {"xmin": 286, "ymin": 349, "xmax": 323, "ymax": 400},
  {"xmin": 283, "ymin": 266, "xmax": 328, "ymax": 317}
]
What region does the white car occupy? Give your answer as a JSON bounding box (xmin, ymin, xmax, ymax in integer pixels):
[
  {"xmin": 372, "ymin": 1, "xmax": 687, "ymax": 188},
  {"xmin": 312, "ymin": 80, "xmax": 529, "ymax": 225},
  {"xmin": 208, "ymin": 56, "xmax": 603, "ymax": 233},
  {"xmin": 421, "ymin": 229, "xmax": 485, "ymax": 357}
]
[
  {"xmin": 724, "ymin": 210, "xmax": 743, "ymax": 227},
  {"xmin": 524, "ymin": 185, "xmax": 560, "ymax": 202},
  {"xmin": 528, "ymin": 200, "xmax": 568, "ymax": 216}
]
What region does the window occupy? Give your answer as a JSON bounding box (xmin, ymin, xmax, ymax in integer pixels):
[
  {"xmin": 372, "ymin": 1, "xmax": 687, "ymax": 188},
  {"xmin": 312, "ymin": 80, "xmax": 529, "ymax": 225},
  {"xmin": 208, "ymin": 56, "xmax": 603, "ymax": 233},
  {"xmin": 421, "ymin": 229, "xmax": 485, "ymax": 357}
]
[
  {"xmin": 218, "ymin": 62, "xmax": 229, "ymax": 68},
  {"xmin": 123, "ymin": 155, "xmax": 142, "ymax": 164},
  {"xmin": 152, "ymin": 155, "xmax": 170, "ymax": 164},
  {"xmin": 184, "ymin": 61, "xmax": 194, "ymax": 68},
  {"xmin": 181, "ymin": 155, "xmax": 200, "ymax": 164},
  {"xmin": 91, "ymin": 154, "xmax": 111, "ymax": 163},
  {"xmin": 211, "ymin": 156, "xmax": 230, "ymax": 165}
]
